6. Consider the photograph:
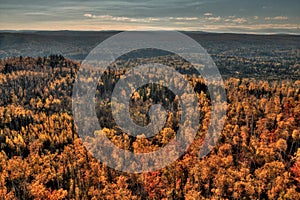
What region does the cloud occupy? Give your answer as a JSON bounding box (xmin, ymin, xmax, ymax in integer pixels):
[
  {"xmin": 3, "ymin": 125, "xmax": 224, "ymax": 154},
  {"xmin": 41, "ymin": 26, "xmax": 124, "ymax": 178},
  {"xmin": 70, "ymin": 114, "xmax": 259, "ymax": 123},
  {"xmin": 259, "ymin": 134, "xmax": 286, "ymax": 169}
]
[
  {"xmin": 84, "ymin": 14, "xmax": 202, "ymax": 23},
  {"xmin": 231, "ymin": 18, "xmax": 247, "ymax": 23},
  {"xmin": 265, "ymin": 16, "xmax": 288, "ymax": 20},
  {"xmin": 25, "ymin": 12, "xmax": 52, "ymax": 16},
  {"xmin": 203, "ymin": 12, "xmax": 213, "ymax": 16},
  {"xmin": 174, "ymin": 17, "xmax": 199, "ymax": 21},
  {"xmin": 84, "ymin": 14, "xmax": 132, "ymax": 21},
  {"xmin": 79, "ymin": 13, "xmax": 298, "ymax": 34},
  {"xmin": 224, "ymin": 17, "xmax": 247, "ymax": 24},
  {"xmin": 83, "ymin": 13, "xmax": 93, "ymax": 18},
  {"xmin": 83, "ymin": 14, "xmax": 161, "ymax": 22},
  {"xmin": 207, "ymin": 16, "xmax": 221, "ymax": 22}
]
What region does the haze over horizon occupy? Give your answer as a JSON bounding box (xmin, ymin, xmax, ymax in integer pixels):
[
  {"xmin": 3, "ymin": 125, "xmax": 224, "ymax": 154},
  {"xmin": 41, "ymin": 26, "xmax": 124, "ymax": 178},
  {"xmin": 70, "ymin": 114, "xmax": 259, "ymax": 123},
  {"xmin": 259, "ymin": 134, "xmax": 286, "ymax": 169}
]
[{"xmin": 0, "ymin": 0, "xmax": 299, "ymax": 34}]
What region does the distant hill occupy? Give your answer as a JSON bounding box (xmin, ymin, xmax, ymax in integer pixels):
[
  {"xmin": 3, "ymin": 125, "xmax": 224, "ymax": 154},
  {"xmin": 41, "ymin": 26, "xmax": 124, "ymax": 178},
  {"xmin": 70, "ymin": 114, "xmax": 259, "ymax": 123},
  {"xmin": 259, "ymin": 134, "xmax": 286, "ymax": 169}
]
[
  {"xmin": 0, "ymin": 31, "xmax": 299, "ymax": 60},
  {"xmin": 0, "ymin": 31, "xmax": 299, "ymax": 79}
]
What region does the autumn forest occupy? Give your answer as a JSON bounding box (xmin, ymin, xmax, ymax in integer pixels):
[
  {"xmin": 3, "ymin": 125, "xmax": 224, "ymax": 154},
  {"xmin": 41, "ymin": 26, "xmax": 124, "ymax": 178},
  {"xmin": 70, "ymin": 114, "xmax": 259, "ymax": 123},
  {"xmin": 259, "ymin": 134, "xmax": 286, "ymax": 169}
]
[{"xmin": 0, "ymin": 50, "xmax": 299, "ymax": 200}]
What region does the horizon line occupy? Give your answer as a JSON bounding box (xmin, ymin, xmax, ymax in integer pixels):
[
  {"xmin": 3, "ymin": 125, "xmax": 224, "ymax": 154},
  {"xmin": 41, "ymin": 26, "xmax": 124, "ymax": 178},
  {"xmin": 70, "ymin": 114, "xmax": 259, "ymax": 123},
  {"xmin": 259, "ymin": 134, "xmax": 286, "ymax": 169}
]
[{"xmin": 0, "ymin": 29, "xmax": 299, "ymax": 36}]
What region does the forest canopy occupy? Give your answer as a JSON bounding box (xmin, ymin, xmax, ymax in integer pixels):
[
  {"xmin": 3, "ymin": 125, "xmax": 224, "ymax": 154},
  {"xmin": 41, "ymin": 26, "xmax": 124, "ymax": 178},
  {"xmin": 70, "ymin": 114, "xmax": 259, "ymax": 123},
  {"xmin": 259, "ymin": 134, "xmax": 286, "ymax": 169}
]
[{"xmin": 0, "ymin": 55, "xmax": 299, "ymax": 199}]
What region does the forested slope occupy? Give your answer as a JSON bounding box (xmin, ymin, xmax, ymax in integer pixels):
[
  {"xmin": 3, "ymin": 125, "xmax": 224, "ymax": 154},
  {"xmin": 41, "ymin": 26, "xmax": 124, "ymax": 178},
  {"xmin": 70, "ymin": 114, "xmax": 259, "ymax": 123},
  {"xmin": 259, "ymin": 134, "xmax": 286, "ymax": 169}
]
[{"xmin": 0, "ymin": 55, "xmax": 299, "ymax": 199}]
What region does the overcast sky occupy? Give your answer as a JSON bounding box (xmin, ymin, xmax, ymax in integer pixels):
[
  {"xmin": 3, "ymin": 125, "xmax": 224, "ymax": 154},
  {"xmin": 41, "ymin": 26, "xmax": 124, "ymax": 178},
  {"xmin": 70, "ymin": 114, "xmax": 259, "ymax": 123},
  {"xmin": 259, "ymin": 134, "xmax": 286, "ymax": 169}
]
[{"xmin": 0, "ymin": 0, "xmax": 299, "ymax": 34}]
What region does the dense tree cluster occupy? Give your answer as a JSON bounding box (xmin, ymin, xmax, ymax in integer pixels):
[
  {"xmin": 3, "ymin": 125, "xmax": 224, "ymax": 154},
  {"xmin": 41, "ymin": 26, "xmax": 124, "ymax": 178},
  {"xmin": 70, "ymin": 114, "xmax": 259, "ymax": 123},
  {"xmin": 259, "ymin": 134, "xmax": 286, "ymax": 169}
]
[{"xmin": 0, "ymin": 56, "xmax": 299, "ymax": 199}]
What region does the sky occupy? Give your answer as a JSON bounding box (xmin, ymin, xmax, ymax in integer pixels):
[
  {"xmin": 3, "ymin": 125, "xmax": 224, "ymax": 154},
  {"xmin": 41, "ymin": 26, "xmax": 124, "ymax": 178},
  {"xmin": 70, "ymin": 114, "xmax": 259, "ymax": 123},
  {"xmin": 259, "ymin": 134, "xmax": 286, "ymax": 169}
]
[{"xmin": 0, "ymin": 0, "xmax": 299, "ymax": 34}]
